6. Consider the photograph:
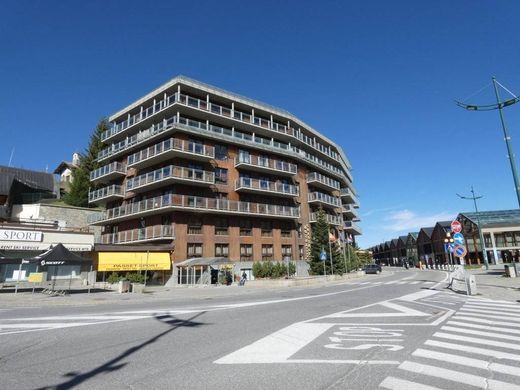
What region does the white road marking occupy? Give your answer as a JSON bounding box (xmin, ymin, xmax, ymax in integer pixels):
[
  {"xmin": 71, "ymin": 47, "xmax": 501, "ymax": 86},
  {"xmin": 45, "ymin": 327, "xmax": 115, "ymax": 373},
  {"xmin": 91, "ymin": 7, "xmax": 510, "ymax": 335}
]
[
  {"xmin": 447, "ymin": 320, "xmax": 520, "ymax": 334},
  {"xmin": 441, "ymin": 325, "xmax": 520, "ymax": 342},
  {"xmin": 384, "ymin": 281, "xmax": 400, "ymax": 285},
  {"xmin": 465, "ymin": 303, "xmax": 520, "ymax": 313},
  {"xmin": 399, "ymin": 360, "xmax": 520, "ymax": 390},
  {"xmin": 397, "ymin": 289, "xmax": 440, "ymax": 302},
  {"xmin": 409, "ymin": 281, "xmax": 421, "ymax": 285},
  {"xmin": 452, "ymin": 315, "xmax": 520, "ymax": 328},
  {"xmin": 413, "ymin": 348, "xmax": 520, "ymax": 376},
  {"xmin": 379, "ymin": 376, "xmax": 446, "ymax": 390},
  {"xmin": 424, "ymin": 339, "xmax": 520, "ymax": 362},
  {"xmin": 434, "ymin": 331, "xmax": 520, "ymax": 350},
  {"xmin": 457, "ymin": 311, "xmax": 520, "ymax": 322},
  {"xmin": 459, "ymin": 307, "xmax": 520, "ymax": 318},
  {"xmin": 325, "ymin": 301, "xmax": 430, "ymax": 318},
  {"xmin": 214, "ymin": 322, "xmax": 333, "ymax": 364}
]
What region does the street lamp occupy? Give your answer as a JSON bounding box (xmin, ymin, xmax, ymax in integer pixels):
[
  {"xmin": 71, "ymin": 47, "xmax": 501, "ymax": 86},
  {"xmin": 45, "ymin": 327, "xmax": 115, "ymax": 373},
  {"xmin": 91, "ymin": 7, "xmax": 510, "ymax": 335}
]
[
  {"xmin": 456, "ymin": 77, "xmax": 520, "ymax": 207},
  {"xmin": 444, "ymin": 232, "xmax": 454, "ymax": 268},
  {"xmin": 457, "ymin": 187, "xmax": 490, "ymax": 270}
]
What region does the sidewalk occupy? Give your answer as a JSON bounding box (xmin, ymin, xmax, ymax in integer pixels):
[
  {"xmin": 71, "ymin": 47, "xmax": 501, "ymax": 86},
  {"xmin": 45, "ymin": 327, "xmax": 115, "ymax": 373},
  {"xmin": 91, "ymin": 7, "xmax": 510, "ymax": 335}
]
[{"xmin": 466, "ymin": 264, "xmax": 520, "ymax": 302}]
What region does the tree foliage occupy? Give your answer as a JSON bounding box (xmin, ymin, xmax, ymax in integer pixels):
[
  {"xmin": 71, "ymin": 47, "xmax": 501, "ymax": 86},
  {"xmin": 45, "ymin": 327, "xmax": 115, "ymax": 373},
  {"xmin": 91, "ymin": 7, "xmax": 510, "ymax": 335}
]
[
  {"xmin": 63, "ymin": 118, "xmax": 108, "ymax": 207},
  {"xmin": 308, "ymin": 208, "xmax": 346, "ymax": 275}
]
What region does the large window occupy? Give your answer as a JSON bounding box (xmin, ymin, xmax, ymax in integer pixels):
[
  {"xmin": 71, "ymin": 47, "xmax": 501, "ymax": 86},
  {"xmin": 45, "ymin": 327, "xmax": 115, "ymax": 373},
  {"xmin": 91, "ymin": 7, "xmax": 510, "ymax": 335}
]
[
  {"xmin": 282, "ymin": 245, "xmax": 292, "ymax": 261},
  {"xmin": 281, "ymin": 223, "xmax": 292, "ymax": 238},
  {"xmin": 215, "ymin": 244, "xmax": 229, "ymax": 258},
  {"xmin": 188, "ymin": 218, "xmax": 202, "ymax": 234},
  {"xmin": 261, "ymin": 221, "xmax": 272, "ymax": 237},
  {"xmin": 262, "ymin": 245, "xmax": 273, "ymax": 261},
  {"xmin": 215, "ymin": 144, "xmax": 228, "ymax": 160},
  {"xmin": 240, "ymin": 244, "xmax": 253, "ymax": 261},
  {"xmin": 215, "ymin": 217, "xmax": 228, "ymax": 236},
  {"xmin": 215, "ymin": 168, "xmax": 228, "ymax": 184},
  {"xmin": 187, "ymin": 243, "xmax": 203, "ymax": 258},
  {"xmin": 299, "ymin": 245, "xmax": 305, "ymax": 260},
  {"xmin": 240, "ymin": 220, "xmax": 252, "ymax": 236}
]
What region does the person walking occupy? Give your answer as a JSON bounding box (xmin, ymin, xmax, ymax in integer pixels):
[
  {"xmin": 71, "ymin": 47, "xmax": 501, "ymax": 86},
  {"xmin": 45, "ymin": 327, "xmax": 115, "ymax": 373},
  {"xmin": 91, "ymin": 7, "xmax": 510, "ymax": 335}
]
[{"xmin": 240, "ymin": 271, "xmax": 247, "ymax": 286}]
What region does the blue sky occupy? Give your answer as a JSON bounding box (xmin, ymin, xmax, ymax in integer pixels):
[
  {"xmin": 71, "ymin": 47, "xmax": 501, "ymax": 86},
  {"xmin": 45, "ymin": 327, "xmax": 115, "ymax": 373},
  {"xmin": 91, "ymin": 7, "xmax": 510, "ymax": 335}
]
[{"xmin": 2, "ymin": 1, "xmax": 520, "ymax": 248}]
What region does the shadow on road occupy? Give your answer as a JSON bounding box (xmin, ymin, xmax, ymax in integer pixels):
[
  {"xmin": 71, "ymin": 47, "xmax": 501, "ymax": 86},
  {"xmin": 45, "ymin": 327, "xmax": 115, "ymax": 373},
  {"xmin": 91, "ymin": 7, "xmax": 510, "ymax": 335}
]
[{"xmin": 37, "ymin": 312, "xmax": 207, "ymax": 390}]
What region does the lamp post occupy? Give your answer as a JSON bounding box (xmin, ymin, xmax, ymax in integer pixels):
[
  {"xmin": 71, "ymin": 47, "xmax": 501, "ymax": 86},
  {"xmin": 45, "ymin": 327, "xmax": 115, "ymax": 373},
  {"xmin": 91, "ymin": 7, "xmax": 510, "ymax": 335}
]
[
  {"xmin": 456, "ymin": 77, "xmax": 520, "ymax": 207},
  {"xmin": 444, "ymin": 233, "xmax": 454, "ymax": 269},
  {"xmin": 457, "ymin": 187, "xmax": 489, "ymax": 270}
]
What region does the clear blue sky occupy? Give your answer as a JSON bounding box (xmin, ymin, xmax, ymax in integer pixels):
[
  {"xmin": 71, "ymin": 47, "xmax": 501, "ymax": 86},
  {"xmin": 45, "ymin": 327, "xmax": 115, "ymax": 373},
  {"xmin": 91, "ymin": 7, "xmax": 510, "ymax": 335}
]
[{"xmin": 2, "ymin": 0, "xmax": 520, "ymax": 248}]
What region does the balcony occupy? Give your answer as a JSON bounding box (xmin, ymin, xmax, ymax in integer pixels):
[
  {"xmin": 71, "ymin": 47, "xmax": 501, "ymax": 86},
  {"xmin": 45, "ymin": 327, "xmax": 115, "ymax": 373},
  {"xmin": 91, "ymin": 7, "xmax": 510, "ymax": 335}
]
[
  {"xmin": 344, "ymin": 221, "xmax": 362, "ymax": 235},
  {"xmin": 126, "ymin": 165, "xmax": 215, "ymax": 193},
  {"xmin": 342, "ymin": 205, "xmax": 360, "ymax": 219},
  {"xmin": 340, "ymin": 188, "xmax": 360, "ymax": 205},
  {"xmin": 102, "ymin": 224, "xmax": 174, "ymax": 244},
  {"xmin": 308, "ymin": 192, "xmax": 341, "ymax": 209},
  {"xmin": 90, "ymin": 162, "xmax": 126, "ymax": 184},
  {"xmin": 306, "ymin": 172, "xmax": 340, "ymax": 192},
  {"xmin": 88, "ymin": 185, "xmax": 124, "ymax": 204},
  {"xmin": 309, "ymin": 212, "xmax": 343, "ymax": 226},
  {"xmin": 127, "ymin": 138, "xmax": 215, "ymax": 169},
  {"xmin": 235, "ymin": 177, "xmax": 299, "ymax": 197},
  {"xmin": 234, "ymin": 156, "xmax": 297, "ymax": 176},
  {"xmin": 89, "ymin": 194, "xmax": 300, "ymax": 225}
]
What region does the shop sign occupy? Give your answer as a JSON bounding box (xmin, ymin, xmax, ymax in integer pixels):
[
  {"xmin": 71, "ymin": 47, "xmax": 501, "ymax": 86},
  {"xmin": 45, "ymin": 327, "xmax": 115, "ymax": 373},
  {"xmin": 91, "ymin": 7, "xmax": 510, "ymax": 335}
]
[{"xmin": 0, "ymin": 229, "xmax": 43, "ymax": 242}]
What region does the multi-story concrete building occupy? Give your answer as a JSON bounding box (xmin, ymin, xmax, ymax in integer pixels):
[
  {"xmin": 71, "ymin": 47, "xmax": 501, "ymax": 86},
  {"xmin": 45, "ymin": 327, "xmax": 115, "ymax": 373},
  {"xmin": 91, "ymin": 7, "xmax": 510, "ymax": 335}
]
[{"xmin": 88, "ymin": 76, "xmax": 360, "ymax": 267}]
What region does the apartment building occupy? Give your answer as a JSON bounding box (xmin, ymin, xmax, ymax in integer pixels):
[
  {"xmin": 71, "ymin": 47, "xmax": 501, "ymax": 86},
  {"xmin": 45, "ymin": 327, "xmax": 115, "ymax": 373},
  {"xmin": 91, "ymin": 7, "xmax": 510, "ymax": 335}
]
[{"xmin": 88, "ymin": 76, "xmax": 360, "ymax": 267}]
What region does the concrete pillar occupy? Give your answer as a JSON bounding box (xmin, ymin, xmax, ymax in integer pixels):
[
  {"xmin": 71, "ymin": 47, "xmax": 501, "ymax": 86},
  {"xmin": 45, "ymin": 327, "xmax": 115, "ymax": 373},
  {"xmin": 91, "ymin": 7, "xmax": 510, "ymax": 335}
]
[{"xmin": 490, "ymin": 232, "xmax": 499, "ymax": 264}]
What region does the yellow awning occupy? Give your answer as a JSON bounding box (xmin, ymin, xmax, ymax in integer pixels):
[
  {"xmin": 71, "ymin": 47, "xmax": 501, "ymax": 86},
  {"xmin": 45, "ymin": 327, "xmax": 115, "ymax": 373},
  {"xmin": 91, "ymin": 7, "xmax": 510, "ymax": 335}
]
[{"xmin": 98, "ymin": 252, "xmax": 171, "ymax": 272}]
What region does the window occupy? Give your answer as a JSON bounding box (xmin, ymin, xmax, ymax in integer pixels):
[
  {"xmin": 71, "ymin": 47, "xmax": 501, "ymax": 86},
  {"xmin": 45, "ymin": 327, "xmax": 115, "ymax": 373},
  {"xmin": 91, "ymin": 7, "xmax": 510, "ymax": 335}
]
[
  {"xmin": 299, "ymin": 245, "xmax": 305, "ymax": 260},
  {"xmin": 215, "ymin": 168, "xmax": 228, "ymax": 184},
  {"xmin": 261, "ymin": 221, "xmax": 272, "ymax": 237},
  {"xmin": 215, "ymin": 144, "xmax": 228, "ymax": 160},
  {"xmin": 238, "ymin": 149, "xmax": 250, "ymax": 164},
  {"xmin": 281, "ymin": 223, "xmax": 292, "ymax": 238},
  {"xmin": 240, "ymin": 220, "xmax": 252, "ymax": 236},
  {"xmin": 187, "ymin": 243, "xmax": 203, "ymax": 258},
  {"xmin": 215, "ymin": 217, "xmax": 228, "ymax": 235},
  {"xmin": 282, "ymin": 245, "xmax": 292, "ymax": 261},
  {"xmin": 297, "ymin": 224, "xmax": 302, "ymax": 239},
  {"xmin": 262, "ymin": 245, "xmax": 273, "ymax": 261},
  {"xmin": 240, "ymin": 244, "xmax": 253, "ymax": 261},
  {"xmin": 188, "ymin": 218, "xmax": 202, "ymax": 234},
  {"xmin": 215, "ymin": 244, "xmax": 229, "ymax": 257}
]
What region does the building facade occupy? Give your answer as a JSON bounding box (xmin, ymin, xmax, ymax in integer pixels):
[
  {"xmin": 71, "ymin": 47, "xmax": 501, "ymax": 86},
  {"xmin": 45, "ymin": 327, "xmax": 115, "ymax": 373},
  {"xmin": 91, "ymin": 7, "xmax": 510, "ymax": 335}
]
[{"xmin": 88, "ymin": 76, "xmax": 360, "ymax": 268}]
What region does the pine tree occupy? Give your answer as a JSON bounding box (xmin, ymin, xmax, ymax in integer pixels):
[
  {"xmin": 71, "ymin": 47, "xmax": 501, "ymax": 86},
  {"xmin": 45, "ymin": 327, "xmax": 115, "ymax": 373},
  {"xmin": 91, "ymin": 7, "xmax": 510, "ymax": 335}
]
[
  {"xmin": 309, "ymin": 208, "xmax": 345, "ymax": 275},
  {"xmin": 63, "ymin": 118, "xmax": 108, "ymax": 207}
]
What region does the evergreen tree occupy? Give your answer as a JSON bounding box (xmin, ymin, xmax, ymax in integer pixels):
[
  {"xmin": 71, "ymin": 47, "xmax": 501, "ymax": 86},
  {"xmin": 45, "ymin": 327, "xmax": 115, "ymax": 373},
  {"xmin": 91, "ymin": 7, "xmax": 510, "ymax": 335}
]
[
  {"xmin": 309, "ymin": 208, "xmax": 345, "ymax": 275},
  {"xmin": 63, "ymin": 118, "xmax": 108, "ymax": 207}
]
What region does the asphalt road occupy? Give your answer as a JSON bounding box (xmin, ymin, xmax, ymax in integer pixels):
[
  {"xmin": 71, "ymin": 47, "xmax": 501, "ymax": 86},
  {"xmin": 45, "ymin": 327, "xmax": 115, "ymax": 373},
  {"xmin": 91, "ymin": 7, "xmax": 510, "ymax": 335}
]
[{"xmin": 1, "ymin": 269, "xmax": 520, "ymax": 390}]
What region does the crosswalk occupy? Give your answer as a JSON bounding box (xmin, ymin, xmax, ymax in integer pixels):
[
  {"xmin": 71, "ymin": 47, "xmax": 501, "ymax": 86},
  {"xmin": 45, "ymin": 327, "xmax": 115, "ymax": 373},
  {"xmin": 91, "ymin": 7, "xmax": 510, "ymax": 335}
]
[{"xmin": 379, "ymin": 298, "xmax": 520, "ymax": 389}]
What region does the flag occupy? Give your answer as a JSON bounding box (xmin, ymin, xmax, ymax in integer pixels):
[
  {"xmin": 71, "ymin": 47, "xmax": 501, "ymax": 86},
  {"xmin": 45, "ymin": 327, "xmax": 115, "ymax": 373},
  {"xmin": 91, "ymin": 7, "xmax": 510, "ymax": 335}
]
[{"xmin": 347, "ymin": 234, "xmax": 353, "ymax": 243}]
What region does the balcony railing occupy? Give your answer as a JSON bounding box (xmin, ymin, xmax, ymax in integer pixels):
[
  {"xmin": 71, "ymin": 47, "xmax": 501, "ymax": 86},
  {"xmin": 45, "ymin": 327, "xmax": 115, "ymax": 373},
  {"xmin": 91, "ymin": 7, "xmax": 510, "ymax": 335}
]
[
  {"xmin": 235, "ymin": 177, "xmax": 299, "ymax": 197},
  {"xmin": 102, "ymin": 224, "xmax": 174, "ymax": 244},
  {"xmin": 342, "ymin": 205, "xmax": 360, "ymax": 219},
  {"xmin": 344, "ymin": 221, "xmax": 363, "ymax": 235},
  {"xmin": 308, "ymin": 192, "xmax": 341, "ymax": 207},
  {"xmin": 306, "ymin": 172, "xmax": 340, "ymax": 191},
  {"xmin": 127, "ymin": 138, "xmax": 215, "ymax": 168},
  {"xmin": 340, "ymin": 188, "xmax": 360, "ymax": 206},
  {"xmin": 309, "ymin": 212, "xmax": 343, "ymax": 226},
  {"xmin": 234, "ymin": 156, "xmax": 297, "ymax": 176},
  {"xmin": 99, "ymin": 113, "xmax": 348, "ymax": 182},
  {"xmin": 90, "ymin": 162, "xmax": 126, "ymax": 182},
  {"xmin": 89, "ymin": 194, "xmax": 300, "ymax": 224},
  {"xmin": 88, "ymin": 185, "xmax": 124, "ymax": 204},
  {"xmin": 126, "ymin": 165, "xmax": 215, "ymax": 192}
]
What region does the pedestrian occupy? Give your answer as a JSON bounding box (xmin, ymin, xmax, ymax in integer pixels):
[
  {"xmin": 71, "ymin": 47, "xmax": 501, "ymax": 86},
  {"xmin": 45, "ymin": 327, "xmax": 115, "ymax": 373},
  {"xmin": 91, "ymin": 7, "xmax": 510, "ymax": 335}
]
[{"xmin": 240, "ymin": 271, "xmax": 247, "ymax": 286}]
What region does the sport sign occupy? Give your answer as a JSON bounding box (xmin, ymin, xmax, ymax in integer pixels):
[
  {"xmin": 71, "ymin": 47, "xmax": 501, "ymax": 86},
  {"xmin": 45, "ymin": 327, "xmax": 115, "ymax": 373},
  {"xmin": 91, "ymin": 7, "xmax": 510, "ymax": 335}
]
[
  {"xmin": 451, "ymin": 220, "xmax": 462, "ymax": 233},
  {"xmin": 453, "ymin": 244, "xmax": 467, "ymax": 258}
]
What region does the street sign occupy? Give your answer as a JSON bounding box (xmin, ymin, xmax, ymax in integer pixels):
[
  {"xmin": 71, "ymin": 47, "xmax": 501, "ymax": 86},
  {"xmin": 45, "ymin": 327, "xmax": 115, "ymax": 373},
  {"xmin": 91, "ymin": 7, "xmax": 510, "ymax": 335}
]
[
  {"xmin": 451, "ymin": 220, "xmax": 462, "ymax": 233},
  {"xmin": 448, "ymin": 243, "xmax": 455, "ymax": 253},
  {"xmin": 453, "ymin": 232, "xmax": 465, "ymax": 245},
  {"xmin": 454, "ymin": 244, "xmax": 467, "ymax": 258},
  {"xmin": 320, "ymin": 251, "xmax": 327, "ymax": 261}
]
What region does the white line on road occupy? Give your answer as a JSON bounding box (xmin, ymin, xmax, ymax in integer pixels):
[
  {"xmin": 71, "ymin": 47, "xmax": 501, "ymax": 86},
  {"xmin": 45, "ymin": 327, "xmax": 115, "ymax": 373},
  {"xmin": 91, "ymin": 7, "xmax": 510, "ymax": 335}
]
[
  {"xmin": 441, "ymin": 325, "xmax": 520, "ymax": 342},
  {"xmin": 457, "ymin": 311, "xmax": 520, "ymax": 322},
  {"xmin": 399, "ymin": 360, "xmax": 520, "ymax": 390},
  {"xmin": 434, "ymin": 332, "xmax": 520, "ymax": 351},
  {"xmin": 413, "ymin": 348, "xmax": 520, "ymax": 376},
  {"xmin": 452, "ymin": 315, "xmax": 520, "ymax": 328},
  {"xmin": 459, "ymin": 307, "xmax": 520, "ymax": 318},
  {"xmin": 447, "ymin": 320, "xmax": 520, "ymax": 334},
  {"xmin": 379, "ymin": 376, "xmax": 446, "ymax": 390},
  {"xmin": 464, "ymin": 303, "xmax": 520, "ymax": 313},
  {"xmin": 424, "ymin": 339, "xmax": 520, "ymax": 362}
]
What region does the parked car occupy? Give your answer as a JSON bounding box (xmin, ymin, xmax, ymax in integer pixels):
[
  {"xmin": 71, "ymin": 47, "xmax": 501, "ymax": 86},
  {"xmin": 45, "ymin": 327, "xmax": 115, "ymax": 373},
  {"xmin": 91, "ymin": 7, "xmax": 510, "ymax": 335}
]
[{"xmin": 364, "ymin": 263, "xmax": 382, "ymax": 274}]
